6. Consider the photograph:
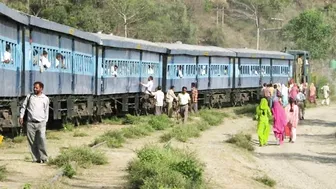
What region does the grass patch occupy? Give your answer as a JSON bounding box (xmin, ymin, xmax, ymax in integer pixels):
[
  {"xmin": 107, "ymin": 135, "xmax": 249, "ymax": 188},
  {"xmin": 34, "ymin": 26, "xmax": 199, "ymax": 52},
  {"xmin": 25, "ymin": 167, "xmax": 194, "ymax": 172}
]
[
  {"xmin": 92, "ymin": 130, "xmax": 125, "ymax": 148},
  {"xmin": 46, "ymin": 131, "xmax": 61, "ymax": 140},
  {"xmin": 102, "ymin": 116, "xmax": 123, "ymax": 125},
  {"xmin": 127, "ymin": 145, "xmax": 205, "ymax": 189},
  {"xmin": 12, "ymin": 135, "xmax": 25, "ymax": 143},
  {"xmin": 0, "ymin": 165, "xmax": 8, "ymax": 181},
  {"xmin": 93, "ymin": 114, "xmax": 174, "ymax": 148},
  {"xmin": 255, "ymin": 175, "xmax": 276, "ymax": 187},
  {"xmin": 63, "ymin": 123, "xmax": 75, "ymax": 132},
  {"xmin": 199, "ymin": 109, "xmax": 227, "ymax": 126},
  {"xmin": 48, "ymin": 146, "xmax": 108, "ymax": 169},
  {"xmin": 73, "ymin": 131, "xmax": 89, "ymax": 137},
  {"xmin": 161, "ymin": 124, "xmax": 202, "ymax": 142},
  {"xmin": 226, "ymin": 133, "xmax": 254, "ymax": 151},
  {"xmin": 234, "ymin": 104, "xmax": 257, "ymax": 117}
]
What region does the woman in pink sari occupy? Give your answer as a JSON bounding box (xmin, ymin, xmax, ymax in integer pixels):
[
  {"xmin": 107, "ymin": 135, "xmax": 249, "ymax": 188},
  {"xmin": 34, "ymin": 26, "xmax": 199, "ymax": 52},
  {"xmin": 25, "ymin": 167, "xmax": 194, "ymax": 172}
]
[
  {"xmin": 285, "ymin": 98, "xmax": 299, "ymax": 143},
  {"xmin": 272, "ymin": 101, "xmax": 287, "ymax": 145},
  {"xmin": 289, "ymin": 83, "xmax": 299, "ymax": 100}
]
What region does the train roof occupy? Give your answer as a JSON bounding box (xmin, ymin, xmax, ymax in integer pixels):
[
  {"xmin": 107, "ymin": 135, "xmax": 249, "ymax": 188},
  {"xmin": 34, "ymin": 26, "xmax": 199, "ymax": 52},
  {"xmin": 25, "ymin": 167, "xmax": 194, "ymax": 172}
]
[
  {"xmin": 157, "ymin": 42, "xmax": 236, "ymax": 57},
  {"xmin": 227, "ymin": 48, "xmax": 294, "ymax": 60},
  {"xmin": 29, "ymin": 16, "xmax": 101, "ymax": 44},
  {"xmin": 0, "ymin": 3, "xmax": 29, "ymax": 25},
  {"xmin": 94, "ymin": 33, "xmax": 167, "ymax": 53}
]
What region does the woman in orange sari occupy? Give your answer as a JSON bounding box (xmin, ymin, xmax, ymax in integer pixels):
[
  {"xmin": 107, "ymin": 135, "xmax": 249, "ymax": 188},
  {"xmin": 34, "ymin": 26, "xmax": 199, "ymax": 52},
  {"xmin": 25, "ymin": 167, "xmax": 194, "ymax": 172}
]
[{"xmin": 309, "ymin": 83, "xmax": 316, "ymax": 104}]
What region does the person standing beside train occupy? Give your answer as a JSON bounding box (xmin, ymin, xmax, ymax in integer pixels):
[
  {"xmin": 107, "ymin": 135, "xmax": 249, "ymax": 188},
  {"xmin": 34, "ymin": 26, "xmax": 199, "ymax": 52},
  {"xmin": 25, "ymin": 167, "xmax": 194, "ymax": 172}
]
[
  {"xmin": 151, "ymin": 86, "xmax": 164, "ymax": 115},
  {"xmin": 19, "ymin": 81, "xmax": 50, "ymax": 163},
  {"xmin": 140, "ymin": 76, "xmax": 154, "ymax": 94},
  {"xmin": 191, "ymin": 82, "xmax": 198, "ymax": 113},
  {"xmin": 166, "ymin": 86, "xmax": 178, "ymax": 118},
  {"xmin": 178, "ymin": 86, "xmax": 191, "ymax": 123}
]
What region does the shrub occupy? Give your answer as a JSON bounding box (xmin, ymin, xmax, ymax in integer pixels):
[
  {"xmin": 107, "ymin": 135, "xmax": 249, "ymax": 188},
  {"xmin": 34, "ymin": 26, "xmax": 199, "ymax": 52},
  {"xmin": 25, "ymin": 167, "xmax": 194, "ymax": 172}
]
[
  {"xmin": 122, "ymin": 114, "xmax": 144, "ymax": 125},
  {"xmin": 73, "ymin": 131, "xmax": 89, "ymax": 137},
  {"xmin": 48, "ymin": 146, "xmax": 108, "ymax": 168},
  {"xmin": 63, "ymin": 123, "xmax": 75, "ymax": 132},
  {"xmin": 63, "ymin": 163, "xmax": 77, "ymax": 178},
  {"xmin": 92, "ymin": 130, "xmax": 125, "ymax": 148},
  {"xmin": 148, "ymin": 115, "xmax": 173, "ymax": 130},
  {"xmin": 255, "ymin": 175, "xmax": 276, "ymax": 187},
  {"xmin": 127, "ymin": 145, "xmax": 205, "ymax": 189},
  {"xmin": 13, "ymin": 135, "xmax": 25, "ymax": 143},
  {"xmin": 226, "ymin": 133, "xmax": 254, "ymax": 151},
  {"xmin": 0, "ymin": 165, "xmax": 8, "ymax": 181}
]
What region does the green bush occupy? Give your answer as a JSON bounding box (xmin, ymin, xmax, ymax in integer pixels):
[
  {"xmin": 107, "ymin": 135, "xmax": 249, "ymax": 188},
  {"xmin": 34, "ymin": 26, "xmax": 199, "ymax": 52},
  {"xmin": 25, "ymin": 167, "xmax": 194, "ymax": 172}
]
[
  {"xmin": 122, "ymin": 125, "xmax": 152, "ymax": 139},
  {"xmin": 122, "ymin": 114, "xmax": 144, "ymax": 125},
  {"xmin": 63, "ymin": 163, "xmax": 77, "ymax": 178},
  {"xmin": 92, "ymin": 130, "xmax": 125, "ymax": 148},
  {"xmin": 127, "ymin": 145, "xmax": 205, "ymax": 189},
  {"xmin": 48, "ymin": 147, "xmax": 108, "ymax": 168},
  {"xmin": 226, "ymin": 133, "xmax": 254, "ymax": 151},
  {"xmin": 63, "ymin": 123, "xmax": 75, "ymax": 132},
  {"xmin": 148, "ymin": 115, "xmax": 173, "ymax": 130},
  {"xmin": 255, "ymin": 175, "xmax": 276, "ymax": 187}
]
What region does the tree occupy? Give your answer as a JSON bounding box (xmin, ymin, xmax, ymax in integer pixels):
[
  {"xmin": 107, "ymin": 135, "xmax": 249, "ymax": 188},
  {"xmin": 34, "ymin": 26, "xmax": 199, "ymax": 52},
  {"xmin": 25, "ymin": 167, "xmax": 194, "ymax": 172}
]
[
  {"xmin": 282, "ymin": 9, "xmax": 332, "ymax": 59},
  {"xmin": 227, "ymin": 0, "xmax": 289, "ymax": 50},
  {"xmin": 108, "ymin": 0, "xmax": 154, "ymax": 38}
]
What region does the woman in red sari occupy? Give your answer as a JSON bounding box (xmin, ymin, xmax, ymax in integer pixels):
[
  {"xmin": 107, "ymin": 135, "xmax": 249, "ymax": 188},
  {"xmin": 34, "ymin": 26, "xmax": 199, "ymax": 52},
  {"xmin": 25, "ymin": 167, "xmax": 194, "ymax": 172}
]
[{"xmin": 272, "ymin": 101, "xmax": 287, "ymax": 145}]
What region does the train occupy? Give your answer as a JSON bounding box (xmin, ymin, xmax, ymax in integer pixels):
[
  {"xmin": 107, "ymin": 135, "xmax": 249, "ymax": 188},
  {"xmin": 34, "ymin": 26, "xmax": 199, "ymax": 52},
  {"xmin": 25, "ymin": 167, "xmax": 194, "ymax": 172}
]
[{"xmin": 0, "ymin": 3, "xmax": 310, "ymax": 130}]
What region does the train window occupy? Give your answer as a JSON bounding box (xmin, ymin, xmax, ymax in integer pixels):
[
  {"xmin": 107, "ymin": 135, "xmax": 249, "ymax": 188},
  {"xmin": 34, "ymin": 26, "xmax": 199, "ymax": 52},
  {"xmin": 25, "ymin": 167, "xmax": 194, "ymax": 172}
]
[
  {"xmin": 211, "ymin": 65, "xmax": 220, "ymax": 76},
  {"xmin": 141, "ymin": 62, "xmax": 160, "ymax": 77},
  {"xmin": 281, "ymin": 66, "xmax": 289, "ymax": 75},
  {"xmin": 0, "ymin": 41, "xmax": 17, "ymax": 68},
  {"xmin": 198, "ymin": 65, "xmax": 208, "ymax": 76},
  {"xmin": 240, "ymin": 65, "xmax": 250, "ymax": 75},
  {"xmin": 251, "ymin": 65, "xmax": 260, "ymax": 75},
  {"xmin": 272, "ymin": 66, "xmax": 281, "ymax": 75}
]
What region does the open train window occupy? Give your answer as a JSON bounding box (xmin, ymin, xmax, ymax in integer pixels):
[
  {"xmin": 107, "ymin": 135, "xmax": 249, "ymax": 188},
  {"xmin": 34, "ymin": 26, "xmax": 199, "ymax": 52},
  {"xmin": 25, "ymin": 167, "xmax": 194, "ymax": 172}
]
[{"xmin": 240, "ymin": 65, "xmax": 250, "ymax": 75}]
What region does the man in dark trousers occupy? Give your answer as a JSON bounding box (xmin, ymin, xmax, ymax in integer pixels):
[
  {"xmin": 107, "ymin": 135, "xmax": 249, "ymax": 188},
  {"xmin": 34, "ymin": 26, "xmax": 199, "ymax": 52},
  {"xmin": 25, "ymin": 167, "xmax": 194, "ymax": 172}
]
[{"xmin": 19, "ymin": 81, "xmax": 50, "ymax": 163}]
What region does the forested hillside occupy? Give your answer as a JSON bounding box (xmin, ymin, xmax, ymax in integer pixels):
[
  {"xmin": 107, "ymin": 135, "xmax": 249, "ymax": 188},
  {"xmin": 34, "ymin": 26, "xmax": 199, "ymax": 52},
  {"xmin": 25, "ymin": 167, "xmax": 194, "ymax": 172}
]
[{"xmin": 1, "ymin": 0, "xmax": 336, "ymax": 80}]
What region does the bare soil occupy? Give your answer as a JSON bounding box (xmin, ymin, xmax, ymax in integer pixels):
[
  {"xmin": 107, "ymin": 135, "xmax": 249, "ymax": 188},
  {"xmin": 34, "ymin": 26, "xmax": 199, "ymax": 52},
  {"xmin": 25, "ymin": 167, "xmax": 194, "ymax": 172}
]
[{"xmin": 0, "ymin": 105, "xmax": 335, "ymax": 189}]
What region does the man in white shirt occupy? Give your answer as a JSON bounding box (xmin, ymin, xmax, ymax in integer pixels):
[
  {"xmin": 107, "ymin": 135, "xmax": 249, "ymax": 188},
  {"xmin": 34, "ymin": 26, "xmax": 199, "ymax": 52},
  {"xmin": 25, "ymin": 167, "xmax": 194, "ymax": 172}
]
[
  {"xmin": 166, "ymin": 86, "xmax": 178, "ymax": 118},
  {"xmin": 178, "ymin": 86, "xmax": 191, "ymax": 123},
  {"xmin": 111, "ymin": 65, "xmax": 118, "ymax": 77},
  {"xmin": 39, "ymin": 50, "xmax": 51, "ymax": 73},
  {"xmin": 140, "ymin": 76, "xmax": 154, "ymax": 94},
  {"xmin": 321, "ymin": 83, "xmax": 330, "ymax": 106},
  {"xmin": 2, "ymin": 44, "xmax": 12, "ymax": 64},
  {"xmin": 55, "ymin": 53, "xmax": 65, "ymax": 69},
  {"xmin": 151, "ymin": 86, "xmax": 164, "ymax": 115}
]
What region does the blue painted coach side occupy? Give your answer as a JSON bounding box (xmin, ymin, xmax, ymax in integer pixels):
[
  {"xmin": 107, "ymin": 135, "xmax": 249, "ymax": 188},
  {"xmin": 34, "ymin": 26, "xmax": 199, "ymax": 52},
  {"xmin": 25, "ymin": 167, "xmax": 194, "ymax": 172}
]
[
  {"xmin": 210, "ymin": 57, "xmax": 233, "ymax": 90},
  {"xmin": 0, "ymin": 12, "xmax": 26, "ymax": 97}
]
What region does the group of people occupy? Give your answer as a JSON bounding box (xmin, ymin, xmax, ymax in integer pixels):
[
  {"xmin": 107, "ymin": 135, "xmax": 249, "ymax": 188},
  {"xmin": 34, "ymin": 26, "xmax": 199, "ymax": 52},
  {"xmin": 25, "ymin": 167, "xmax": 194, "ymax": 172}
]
[
  {"xmin": 256, "ymin": 79, "xmax": 330, "ymax": 146},
  {"xmin": 140, "ymin": 76, "xmax": 198, "ymax": 123}
]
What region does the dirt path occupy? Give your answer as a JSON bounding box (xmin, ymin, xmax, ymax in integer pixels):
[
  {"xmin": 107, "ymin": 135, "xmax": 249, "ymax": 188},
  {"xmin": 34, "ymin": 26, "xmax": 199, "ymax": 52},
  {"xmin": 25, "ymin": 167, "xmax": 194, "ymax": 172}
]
[{"xmin": 0, "ymin": 105, "xmax": 335, "ymax": 189}]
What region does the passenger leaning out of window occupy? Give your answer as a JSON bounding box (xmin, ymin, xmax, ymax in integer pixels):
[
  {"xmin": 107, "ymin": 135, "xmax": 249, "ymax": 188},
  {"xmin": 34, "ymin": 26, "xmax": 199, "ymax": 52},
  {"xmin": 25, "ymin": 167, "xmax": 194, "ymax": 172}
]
[
  {"xmin": 111, "ymin": 65, "xmax": 118, "ymax": 77},
  {"xmin": 1, "ymin": 44, "xmax": 13, "ymax": 64},
  {"xmin": 39, "ymin": 50, "xmax": 51, "ymax": 73},
  {"xmin": 55, "ymin": 53, "xmax": 66, "ymax": 69}
]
